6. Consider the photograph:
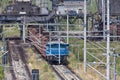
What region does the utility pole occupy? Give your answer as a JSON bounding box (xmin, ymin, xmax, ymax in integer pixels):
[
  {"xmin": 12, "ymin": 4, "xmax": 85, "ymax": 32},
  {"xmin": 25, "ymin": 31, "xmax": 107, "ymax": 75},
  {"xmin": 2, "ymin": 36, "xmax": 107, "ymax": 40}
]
[
  {"xmin": 23, "ymin": 16, "xmax": 26, "ymax": 43},
  {"xmin": 84, "ymin": 0, "xmax": 87, "ymax": 73},
  {"xmin": 113, "ymin": 49, "xmax": 117, "ymax": 80},
  {"xmin": 106, "ymin": 0, "xmax": 110, "ymax": 80},
  {"xmin": 49, "ymin": 31, "xmax": 51, "ymax": 55},
  {"xmin": 67, "ymin": 12, "xmax": 69, "ymax": 44},
  {"xmin": 58, "ymin": 31, "xmax": 60, "ymax": 64},
  {"xmin": 102, "ymin": 0, "xmax": 106, "ymax": 40},
  {"xmin": 58, "ymin": 16, "xmax": 61, "ymax": 64}
]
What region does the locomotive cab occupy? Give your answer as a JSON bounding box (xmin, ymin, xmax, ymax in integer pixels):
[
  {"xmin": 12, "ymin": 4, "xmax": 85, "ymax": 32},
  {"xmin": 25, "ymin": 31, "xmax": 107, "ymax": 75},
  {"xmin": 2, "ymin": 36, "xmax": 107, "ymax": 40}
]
[{"xmin": 46, "ymin": 41, "xmax": 69, "ymax": 62}]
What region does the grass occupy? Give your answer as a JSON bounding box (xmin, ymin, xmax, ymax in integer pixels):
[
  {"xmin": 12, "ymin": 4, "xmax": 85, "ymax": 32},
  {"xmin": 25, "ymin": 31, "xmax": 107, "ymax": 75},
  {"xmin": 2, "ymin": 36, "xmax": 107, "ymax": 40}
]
[
  {"xmin": 0, "ymin": 66, "xmax": 4, "ymax": 79},
  {"xmin": 32, "ymin": 0, "xmax": 52, "ymax": 10},
  {"xmin": 3, "ymin": 25, "xmax": 20, "ymax": 37},
  {"xmin": 0, "ymin": 24, "xmax": 30, "ymax": 80},
  {"xmin": 0, "ymin": 41, "xmax": 6, "ymax": 80},
  {"xmin": 87, "ymin": 0, "xmax": 98, "ymax": 14},
  {"xmin": 0, "ymin": 0, "xmax": 120, "ymax": 80},
  {"xmin": 0, "ymin": 0, "xmax": 12, "ymax": 13},
  {"xmin": 25, "ymin": 47, "xmax": 56, "ymax": 80},
  {"xmin": 68, "ymin": 37, "xmax": 120, "ymax": 80},
  {"xmin": 0, "ymin": 56, "xmax": 4, "ymax": 80}
]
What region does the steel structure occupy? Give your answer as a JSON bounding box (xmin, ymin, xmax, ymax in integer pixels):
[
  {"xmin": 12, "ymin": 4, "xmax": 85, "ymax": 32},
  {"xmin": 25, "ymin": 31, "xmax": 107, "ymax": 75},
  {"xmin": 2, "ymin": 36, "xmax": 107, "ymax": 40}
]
[
  {"xmin": 84, "ymin": 0, "xmax": 120, "ymax": 80},
  {"xmin": 1, "ymin": 0, "xmax": 120, "ymax": 80},
  {"xmin": 0, "ymin": 0, "xmax": 86, "ymax": 79},
  {"xmin": 83, "ymin": 3, "xmax": 108, "ymax": 79},
  {"xmin": 106, "ymin": 0, "xmax": 110, "ymax": 80},
  {"xmin": 84, "ymin": 0, "xmax": 87, "ymax": 73}
]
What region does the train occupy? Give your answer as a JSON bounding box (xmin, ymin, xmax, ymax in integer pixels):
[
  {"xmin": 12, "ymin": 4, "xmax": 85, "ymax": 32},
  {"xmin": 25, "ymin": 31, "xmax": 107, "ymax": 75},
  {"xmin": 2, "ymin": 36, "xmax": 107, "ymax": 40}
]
[{"xmin": 27, "ymin": 26, "xmax": 69, "ymax": 63}]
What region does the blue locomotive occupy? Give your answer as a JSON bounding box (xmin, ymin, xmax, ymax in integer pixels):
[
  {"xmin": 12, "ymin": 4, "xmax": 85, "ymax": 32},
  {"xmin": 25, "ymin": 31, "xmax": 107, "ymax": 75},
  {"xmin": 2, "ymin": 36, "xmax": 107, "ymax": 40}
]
[
  {"xmin": 46, "ymin": 41, "xmax": 69, "ymax": 63},
  {"xmin": 28, "ymin": 27, "xmax": 69, "ymax": 63}
]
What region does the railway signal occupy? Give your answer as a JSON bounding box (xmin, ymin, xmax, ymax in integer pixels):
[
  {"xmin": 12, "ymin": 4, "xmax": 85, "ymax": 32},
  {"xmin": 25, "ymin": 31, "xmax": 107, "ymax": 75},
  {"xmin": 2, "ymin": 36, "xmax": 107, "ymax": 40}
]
[
  {"xmin": 2, "ymin": 53, "xmax": 7, "ymax": 65},
  {"xmin": 32, "ymin": 69, "xmax": 39, "ymax": 80}
]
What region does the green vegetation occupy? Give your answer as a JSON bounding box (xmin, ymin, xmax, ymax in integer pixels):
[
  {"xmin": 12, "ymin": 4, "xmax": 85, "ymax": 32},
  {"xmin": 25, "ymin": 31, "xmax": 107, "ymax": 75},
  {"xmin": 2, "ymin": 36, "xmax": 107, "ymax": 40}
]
[
  {"xmin": 87, "ymin": 0, "xmax": 98, "ymax": 14},
  {"xmin": 0, "ymin": 0, "xmax": 120, "ymax": 79},
  {"xmin": 3, "ymin": 25, "xmax": 20, "ymax": 37},
  {"xmin": 68, "ymin": 37, "xmax": 120, "ymax": 79},
  {"xmin": 67, "ymin": 0, "xmax": 120, "ymax": 76},
  {"xmin": 0, "ymin": 52, "xmax": 5, "ymax": 80},
  {"xmin": 0, "ymin": 36, "xmax": 7, "ymax": 80},
  {"xmin": 25, "ymin": 47, "xmax": 56, "ymax": 80},
  {"xmin": 0, "ymin": 0, "xmax": 12, "ymax": 13},
  {"xmin": 32, "ymin": 0, "xmax": 52, "ymax": 10},
  {"xmin": 0, "ymin": 66, "xmax": 4, "ymax": 79}
]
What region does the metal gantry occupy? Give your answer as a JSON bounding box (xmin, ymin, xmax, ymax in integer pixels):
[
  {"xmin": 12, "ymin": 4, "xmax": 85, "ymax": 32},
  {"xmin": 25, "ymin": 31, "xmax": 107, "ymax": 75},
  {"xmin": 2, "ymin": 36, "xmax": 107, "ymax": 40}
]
[{"xmin": 83, "ymin": 0, "xmax": 120, "ymax": 80}]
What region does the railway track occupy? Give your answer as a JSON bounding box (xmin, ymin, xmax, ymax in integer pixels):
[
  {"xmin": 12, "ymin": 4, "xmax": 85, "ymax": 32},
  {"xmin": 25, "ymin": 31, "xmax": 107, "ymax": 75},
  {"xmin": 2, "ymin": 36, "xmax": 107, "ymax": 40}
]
[
  {"xmin": 52, "ymin": 65, "xmax": 82, "ymax": 80},
  {"xmin": 27, "ymin": 27, "xmax": 82, "ymax": 80},
  {"xmin": 8, "ymin": 41, "xmax": 31, "ymax": 80}
]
